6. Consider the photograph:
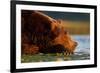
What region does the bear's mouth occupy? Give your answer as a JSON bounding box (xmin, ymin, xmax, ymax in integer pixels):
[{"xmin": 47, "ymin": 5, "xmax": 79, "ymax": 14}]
[{"xmin": 64, "ymin": 42, "xmax": 78, "ymax": 55}]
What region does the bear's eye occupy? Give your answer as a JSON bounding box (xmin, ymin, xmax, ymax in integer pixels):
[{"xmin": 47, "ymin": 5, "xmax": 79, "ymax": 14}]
[{"xmin": 64, "ymin": 30, "xmax": 68, "ymax": 34}]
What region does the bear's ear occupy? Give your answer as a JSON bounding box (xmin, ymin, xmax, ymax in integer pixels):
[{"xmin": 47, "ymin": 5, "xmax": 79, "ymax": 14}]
[{"xmin": 57, "ymin": 19, "xmax": 62, "ymax": 24}]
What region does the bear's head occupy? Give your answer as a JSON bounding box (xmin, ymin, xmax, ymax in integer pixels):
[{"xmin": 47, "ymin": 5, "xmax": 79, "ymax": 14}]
[{"xmin": 21, "ymin": 10, "xmax": 77, "ymax": 55}]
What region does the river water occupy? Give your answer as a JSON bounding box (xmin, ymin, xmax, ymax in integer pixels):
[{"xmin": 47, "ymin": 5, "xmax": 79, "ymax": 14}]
[{"xmin": 70, "ymin": 35, "xmax": 90, "ymax": 60}]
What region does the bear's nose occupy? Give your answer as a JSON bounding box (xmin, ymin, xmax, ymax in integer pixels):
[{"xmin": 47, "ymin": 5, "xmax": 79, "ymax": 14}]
[{"xmin": 74, "ymin": 42, "xmax": 78, "ymax": 46}]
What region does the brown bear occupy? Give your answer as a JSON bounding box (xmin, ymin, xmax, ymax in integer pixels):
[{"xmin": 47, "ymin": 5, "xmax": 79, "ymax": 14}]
[{"xmin": 21, "ymin": 10, "xmax": 77, "ymax": 55}]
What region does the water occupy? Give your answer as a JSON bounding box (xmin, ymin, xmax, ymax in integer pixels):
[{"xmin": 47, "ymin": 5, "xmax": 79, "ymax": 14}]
[
  {"xmin": 73, "ymin": 35, "xmax": 90, "ymax": 53},
  {"xmin": 21, "ymin": 35, "xmax": 90, "ymax": 63},
  {"xmin": 71, "ymin": 35, "xmax": 90, "ymax": 60}
]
